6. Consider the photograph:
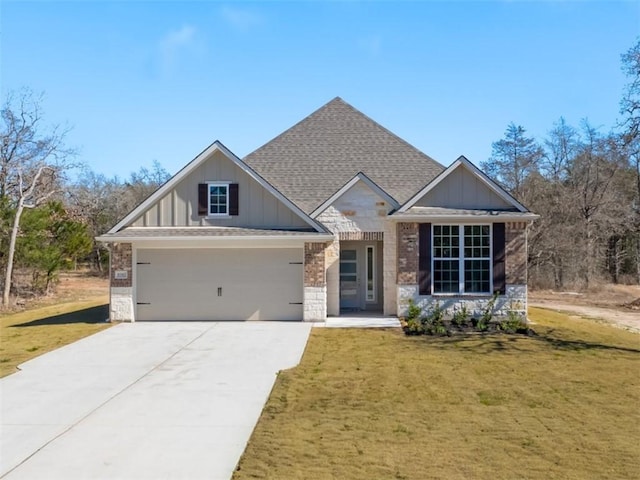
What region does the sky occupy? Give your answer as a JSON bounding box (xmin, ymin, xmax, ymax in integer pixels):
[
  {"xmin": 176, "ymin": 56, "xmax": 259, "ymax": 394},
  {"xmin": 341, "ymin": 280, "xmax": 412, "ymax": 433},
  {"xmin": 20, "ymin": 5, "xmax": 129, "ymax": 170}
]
[{"xmin": 2, "ymin": 1, "xmax": 639, "ymax": 179}]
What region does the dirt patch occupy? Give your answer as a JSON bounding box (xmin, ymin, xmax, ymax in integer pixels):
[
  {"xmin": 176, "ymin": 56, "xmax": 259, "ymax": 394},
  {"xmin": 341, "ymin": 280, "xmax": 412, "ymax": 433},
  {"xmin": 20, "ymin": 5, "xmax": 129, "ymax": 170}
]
[
  {"xmin": 530, "ymin": 284, "xmax": 640, "ymax": 333},
  {"xmin": 3, "ymin": 272, "xmax": 108, "ymax": 315}
]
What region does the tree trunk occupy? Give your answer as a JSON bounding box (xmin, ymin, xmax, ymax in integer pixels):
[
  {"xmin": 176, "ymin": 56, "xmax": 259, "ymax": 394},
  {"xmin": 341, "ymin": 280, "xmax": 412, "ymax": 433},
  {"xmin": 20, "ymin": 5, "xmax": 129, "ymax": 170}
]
[{"xmin": 2, "ymin": 199, "xmax": 24, "ymax": 307}]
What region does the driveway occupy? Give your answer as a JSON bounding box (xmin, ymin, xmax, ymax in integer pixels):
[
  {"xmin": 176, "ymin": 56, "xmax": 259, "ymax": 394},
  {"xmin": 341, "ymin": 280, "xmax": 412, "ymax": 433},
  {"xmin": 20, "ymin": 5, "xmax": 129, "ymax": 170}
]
[{"xmin": 0, "ymin": 322, "xmax": 312, "ymax": 480}]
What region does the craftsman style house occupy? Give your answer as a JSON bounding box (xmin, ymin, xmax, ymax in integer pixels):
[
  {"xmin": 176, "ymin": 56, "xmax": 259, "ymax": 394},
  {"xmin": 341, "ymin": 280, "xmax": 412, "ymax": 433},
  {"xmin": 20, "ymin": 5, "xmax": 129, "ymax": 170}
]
[{"xmin": 97, "ymin": 98, "xmax": 537, "ymax": 322}]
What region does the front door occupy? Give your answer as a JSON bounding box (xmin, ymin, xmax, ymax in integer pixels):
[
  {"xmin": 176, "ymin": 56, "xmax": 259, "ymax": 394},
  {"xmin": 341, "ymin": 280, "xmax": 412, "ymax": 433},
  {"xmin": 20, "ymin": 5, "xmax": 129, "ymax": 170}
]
[{"xmin": 339, "ymin": 249, "xmax": 359, "ymax": 310}]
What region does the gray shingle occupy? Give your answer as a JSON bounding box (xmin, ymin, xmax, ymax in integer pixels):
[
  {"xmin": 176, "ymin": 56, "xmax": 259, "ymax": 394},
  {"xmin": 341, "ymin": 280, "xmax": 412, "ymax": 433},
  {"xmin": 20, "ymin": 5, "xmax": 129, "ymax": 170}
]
[
  {"xmin": 98, "ymin": 227, "xmax": 324, "ymax": 239},
  {"xmin": 244, "ymin": 97, "xmax": 445, "ymax": 214}
]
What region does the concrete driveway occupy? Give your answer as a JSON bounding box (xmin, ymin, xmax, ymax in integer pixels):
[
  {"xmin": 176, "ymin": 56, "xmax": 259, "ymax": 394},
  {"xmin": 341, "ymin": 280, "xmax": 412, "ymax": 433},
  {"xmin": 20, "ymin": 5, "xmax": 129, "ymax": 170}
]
[{"xmin": 0, "ymin": 322, "xmax": 312, "ymax": 480}]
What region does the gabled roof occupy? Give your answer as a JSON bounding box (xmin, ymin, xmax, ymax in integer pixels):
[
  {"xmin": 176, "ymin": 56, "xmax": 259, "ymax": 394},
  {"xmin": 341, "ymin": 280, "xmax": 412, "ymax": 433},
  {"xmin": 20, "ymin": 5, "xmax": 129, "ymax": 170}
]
[
  {"xmin": 244, "ymin": 97, "xmax": 445, "ymax": 214},
  {"xmin": 397, "ymin": 155, "xmax": 530, "ymax": 214},
  {"xmin": 310, "ymin": 171, "xmax": 400, "ymax": 218},
  {"xmin": 106, "ymin": 141, "xmax": 328, "ymax": 234}
]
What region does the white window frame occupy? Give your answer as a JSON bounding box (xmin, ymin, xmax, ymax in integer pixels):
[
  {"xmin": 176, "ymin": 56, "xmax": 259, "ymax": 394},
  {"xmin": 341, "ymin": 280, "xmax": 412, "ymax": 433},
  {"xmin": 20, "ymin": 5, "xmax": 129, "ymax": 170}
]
[
  {"xmin": 207, "ymin": 181, "xmax": 231, "ymax": 217},
  {"xmin": 431, "ymin": 224, "xmax": 493, "ymax": 296},
  {"xmin": 365, "ymin": 245, "xmax": 376, "ymax": 302}
]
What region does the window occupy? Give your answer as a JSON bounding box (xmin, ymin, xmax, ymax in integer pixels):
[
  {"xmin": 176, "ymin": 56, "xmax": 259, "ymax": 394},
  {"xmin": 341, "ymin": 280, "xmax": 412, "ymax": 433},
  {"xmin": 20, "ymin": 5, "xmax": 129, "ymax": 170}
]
[
  {"xmin": 208, "ymin": 183, "xmax": 228, "ymax": 216},
  {"xmin": 366, "ymin": 245, "xmax": 375, "ymax": 302},
  {"xmin": 433, "ymin": 224, "xmax": 491, "ymax": 294}
]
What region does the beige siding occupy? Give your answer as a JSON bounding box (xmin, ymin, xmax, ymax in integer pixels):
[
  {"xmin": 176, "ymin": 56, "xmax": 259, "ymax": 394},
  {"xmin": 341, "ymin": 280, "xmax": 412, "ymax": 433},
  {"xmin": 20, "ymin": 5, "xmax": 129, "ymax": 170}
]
[
  {"xmin": 131, "ymin": 150, "xmax": 310, "ymax": 228},
  {"xmin": 415, "ymin": 166, "xmax": 513, "ymax": 209}
]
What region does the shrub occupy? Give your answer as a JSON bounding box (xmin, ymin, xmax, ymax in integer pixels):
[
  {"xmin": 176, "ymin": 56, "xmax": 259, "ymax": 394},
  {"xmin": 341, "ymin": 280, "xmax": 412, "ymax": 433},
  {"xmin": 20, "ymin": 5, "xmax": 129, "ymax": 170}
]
[{"xmin": 451, "ymin": 305, "xmax": 470, "ymax": 327}]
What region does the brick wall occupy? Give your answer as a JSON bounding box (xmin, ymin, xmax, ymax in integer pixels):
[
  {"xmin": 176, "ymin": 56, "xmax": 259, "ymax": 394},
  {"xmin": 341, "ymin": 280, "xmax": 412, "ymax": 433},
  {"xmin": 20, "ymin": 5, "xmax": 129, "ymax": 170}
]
[
  {"xmin": 396, "ymin": 222, "xmax": 418, "ymax": 285},
  {"xmin": 110, "ymin": 243, "xmax": 133, "ymax": 288},
  {"xmin": 304, "ymin": 242, "xmax": 326, "ymax": 287},
  {"xmin": 338, "ymin": 232, "xmax": 383, "ymax": 241},
  {"xmin": 506, "ymin": 222, "xmax": 527, "ymax": 284}
]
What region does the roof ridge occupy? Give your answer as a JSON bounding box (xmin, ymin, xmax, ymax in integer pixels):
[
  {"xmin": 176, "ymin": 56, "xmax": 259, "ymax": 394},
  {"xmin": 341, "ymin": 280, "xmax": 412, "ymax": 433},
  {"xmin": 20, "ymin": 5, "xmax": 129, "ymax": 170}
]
[
  {"xmin": 334, "ymin": 99, "xmax": 445, "ymax": 169},
  {"xmin": 244, "ymin": 97, "xmax": 444, "ymax": 170},
  {"xmin": 244, "ymin": 97, "xmax": 344, "ymax": 160}
]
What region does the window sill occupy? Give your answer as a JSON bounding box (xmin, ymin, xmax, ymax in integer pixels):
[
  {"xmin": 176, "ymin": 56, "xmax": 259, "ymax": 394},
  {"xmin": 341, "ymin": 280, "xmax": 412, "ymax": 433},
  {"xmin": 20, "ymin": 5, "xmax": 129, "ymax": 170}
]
[{"xmin": 206, "ymin": 215, "xmax": 231, "ymax": 219}]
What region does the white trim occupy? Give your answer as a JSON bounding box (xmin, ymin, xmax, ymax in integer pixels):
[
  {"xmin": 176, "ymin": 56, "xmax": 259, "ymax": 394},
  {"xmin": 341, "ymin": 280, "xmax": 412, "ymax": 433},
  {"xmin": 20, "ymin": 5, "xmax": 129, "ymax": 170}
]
[
  {"xmin": 431, "ymin": 223, "xmax": 493, "ymax": 295},
  {"xmin": 310, "ymin": 172, "xmax": 400, "ymax": 218},
  {"xmin": 398, "ymin": 156, "xmax": 529, "ymax": 213},
  {"xmin": 107, "ymin": 141, "xmax": 328, "ymax": 234},
  {"xmin": 206, "ymin": 181, "xmax": 230, "ymax": 217}
]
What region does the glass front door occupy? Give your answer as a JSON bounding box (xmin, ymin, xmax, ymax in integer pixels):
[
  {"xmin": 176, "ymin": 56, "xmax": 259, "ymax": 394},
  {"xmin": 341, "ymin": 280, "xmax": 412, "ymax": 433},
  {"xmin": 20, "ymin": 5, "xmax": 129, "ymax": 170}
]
[{"xmin": 339, "ymin": 249, "xmax": 359, "ymax": 310}]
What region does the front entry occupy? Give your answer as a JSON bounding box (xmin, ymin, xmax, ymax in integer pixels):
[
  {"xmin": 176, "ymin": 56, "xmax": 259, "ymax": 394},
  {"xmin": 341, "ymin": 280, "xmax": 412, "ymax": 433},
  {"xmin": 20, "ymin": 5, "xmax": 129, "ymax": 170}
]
[{"xmin": 339, "ymin": 240, "xmax": 383, "ymax": 312}]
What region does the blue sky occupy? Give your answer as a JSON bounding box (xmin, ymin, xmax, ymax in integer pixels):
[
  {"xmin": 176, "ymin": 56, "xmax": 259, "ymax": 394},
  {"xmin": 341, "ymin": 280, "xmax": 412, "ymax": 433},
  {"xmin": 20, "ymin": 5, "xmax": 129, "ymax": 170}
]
[{"xmin": 2, "ymin": 1, "xmax": 639, "ymax": 178}]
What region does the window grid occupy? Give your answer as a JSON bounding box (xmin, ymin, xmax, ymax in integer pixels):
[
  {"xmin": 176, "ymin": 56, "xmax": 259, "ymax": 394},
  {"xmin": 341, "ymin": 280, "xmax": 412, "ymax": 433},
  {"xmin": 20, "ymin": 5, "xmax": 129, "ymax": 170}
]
[
  {"xmin": 432, "ymin": 224, "xmax": 492, "ymax": 295},
  {"xmin": 208, "ymin": 184, "xmax": 228, "ymax": 215}
]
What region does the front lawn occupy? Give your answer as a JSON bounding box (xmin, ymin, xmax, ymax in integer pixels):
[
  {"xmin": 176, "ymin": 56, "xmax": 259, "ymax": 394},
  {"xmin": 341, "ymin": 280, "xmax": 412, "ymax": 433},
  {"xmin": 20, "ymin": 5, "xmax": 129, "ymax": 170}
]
[
  {"xmin": 234, "ymin": 308, "xmax": 640, "ymax": 479},
  {"xmin": 0, "ymin": 299, "xmax": 111, "ymax": 377}
]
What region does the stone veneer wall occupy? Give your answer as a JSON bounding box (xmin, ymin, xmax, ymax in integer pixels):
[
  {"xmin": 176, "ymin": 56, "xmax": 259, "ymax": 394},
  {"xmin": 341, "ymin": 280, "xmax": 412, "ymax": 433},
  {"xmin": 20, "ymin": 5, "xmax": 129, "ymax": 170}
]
[
  {"xmin": 304, "ymin": 242, "xmax": 327, "ymax": 321},
  {"xmin": 396, "ymin": 222, "xmax": 530, "ymax": 319},
  {"xmin": 325, "ymin": 236, "xmax": 340, "ymax": 316},
  {"xmin": 109, "ymin": 243, "xmax": 135, "ymax": 322},
  {"xmin": 383, "ymin": 220, "xmax": 397, "ymax": 315}
]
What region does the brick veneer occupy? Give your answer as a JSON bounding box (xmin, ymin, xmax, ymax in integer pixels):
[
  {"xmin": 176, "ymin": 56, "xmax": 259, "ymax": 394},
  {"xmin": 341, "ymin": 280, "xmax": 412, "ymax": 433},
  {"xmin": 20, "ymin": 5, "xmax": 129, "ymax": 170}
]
[
  {"xmin": 304, "ymin": 242, "xmax": 326, "ymax": 287},
  {"xmin": 338, "ymin": 231, "xmax": 384, "ymax": 241},
  {"xmin": 506, "ymin": 222, "xmax": 527, "ymax": 284},
  {"xmin": 396, "ymin": 222, "xmax": 418, "ymax": 285},
  {"xmin": 110, "ymin": 243, "xmax": 133, "ymax": 288}
]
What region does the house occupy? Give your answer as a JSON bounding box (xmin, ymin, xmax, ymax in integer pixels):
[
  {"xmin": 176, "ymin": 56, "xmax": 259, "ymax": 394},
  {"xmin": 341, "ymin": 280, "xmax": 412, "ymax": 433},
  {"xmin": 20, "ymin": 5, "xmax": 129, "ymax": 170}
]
[{"xmin": 97, "ymin": 98, "xmax": 538, "ymax": 322}]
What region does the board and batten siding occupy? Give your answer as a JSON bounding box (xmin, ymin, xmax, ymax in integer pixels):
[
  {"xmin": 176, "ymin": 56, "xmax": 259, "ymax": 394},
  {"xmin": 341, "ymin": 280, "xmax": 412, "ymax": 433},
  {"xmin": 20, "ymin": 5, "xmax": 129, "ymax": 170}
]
[
  {"xmin": 415, "ymin": 166, "xmax": 513, "ymax": 210},
  {"xmin": 131, "ymin": 150, "xmax": 309, "ymax": 229}
]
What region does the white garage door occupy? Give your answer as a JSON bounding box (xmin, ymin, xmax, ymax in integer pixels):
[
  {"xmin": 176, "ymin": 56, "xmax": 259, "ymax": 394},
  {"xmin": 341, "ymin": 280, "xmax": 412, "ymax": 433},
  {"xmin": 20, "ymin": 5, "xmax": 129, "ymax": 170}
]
[{"xmin": 135, "ymin": 248, "xmax": 303, "ymax": 321}]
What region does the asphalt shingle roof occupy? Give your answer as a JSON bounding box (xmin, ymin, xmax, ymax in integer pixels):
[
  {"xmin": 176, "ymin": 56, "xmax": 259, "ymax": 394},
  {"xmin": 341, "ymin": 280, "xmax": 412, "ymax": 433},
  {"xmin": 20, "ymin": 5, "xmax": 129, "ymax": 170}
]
[{"xmin": 243, "ymin": 97, "xmax": 445, "ymax": 214}]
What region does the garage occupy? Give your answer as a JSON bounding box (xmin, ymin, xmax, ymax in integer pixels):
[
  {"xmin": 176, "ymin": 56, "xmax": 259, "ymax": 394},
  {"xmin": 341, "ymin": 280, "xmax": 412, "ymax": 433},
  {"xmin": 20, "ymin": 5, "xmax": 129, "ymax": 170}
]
[{"xmin": 135, "ymin": 248, "xmax": 303, "ymax": 321}]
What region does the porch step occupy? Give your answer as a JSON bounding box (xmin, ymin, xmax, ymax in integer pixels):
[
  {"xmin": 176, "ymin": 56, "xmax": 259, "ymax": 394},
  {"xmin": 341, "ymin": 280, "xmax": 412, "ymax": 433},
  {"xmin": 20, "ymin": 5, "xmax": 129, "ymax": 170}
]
[{"xmin": 316, "ymin": 317, "xmax": 401, "ymax": 328}]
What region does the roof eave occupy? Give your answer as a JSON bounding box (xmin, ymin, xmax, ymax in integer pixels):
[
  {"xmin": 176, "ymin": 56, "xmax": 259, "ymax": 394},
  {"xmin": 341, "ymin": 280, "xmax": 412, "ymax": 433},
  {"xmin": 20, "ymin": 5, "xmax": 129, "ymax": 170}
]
[
  {"xmin": 96, "ymin": 233, "xmax": 335, "ymax": 243},
  {"xmin": 389, "ymin": 213, "xmax": 540, "ymax": 222}
]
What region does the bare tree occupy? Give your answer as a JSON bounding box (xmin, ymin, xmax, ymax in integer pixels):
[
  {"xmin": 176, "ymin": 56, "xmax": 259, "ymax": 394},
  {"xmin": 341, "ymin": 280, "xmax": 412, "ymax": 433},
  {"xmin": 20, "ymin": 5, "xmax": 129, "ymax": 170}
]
[
  {"xmin": 620, "ymin": 38, "xmax": 640, "ymax": 283},
  {"xmin": 0, "ymin": 90, "xmax": 76, "ymax": 307}
]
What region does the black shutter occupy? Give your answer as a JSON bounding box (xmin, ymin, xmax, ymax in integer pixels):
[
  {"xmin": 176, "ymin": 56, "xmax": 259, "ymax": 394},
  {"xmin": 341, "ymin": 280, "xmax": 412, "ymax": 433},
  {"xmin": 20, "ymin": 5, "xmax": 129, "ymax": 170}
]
[
  {"xmin": 229, "ymin": 183, "xmax": 239, "ymax": 216},
  {"xmin": 197, "ymin": 184, "xmax": 208, "ymax": 216},
  {"xmin": 418, "ymin": 223, "xmax": 432, "ymax": 295},
  {"xmin": 493, "ymin": 222, "xmax": 506, "ymax": 295}
]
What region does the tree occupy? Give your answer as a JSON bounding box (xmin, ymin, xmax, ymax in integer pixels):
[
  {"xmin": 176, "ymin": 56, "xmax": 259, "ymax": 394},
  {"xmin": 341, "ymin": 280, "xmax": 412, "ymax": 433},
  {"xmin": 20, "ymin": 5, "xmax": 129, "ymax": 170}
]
[
  {"xmin": 0, "ymin": 90, "xmax": 76, "ymax": 307},
  {"xmin": 481, "ymin": 123, "xmax": 544, "ymax": 205},
  {"xmin": 620, "ymin": 38, "xmax": 640, "ymax": 284},
  {"xmin": 16, "ymin": 202, "xmax": 92, "ymax": 293}
]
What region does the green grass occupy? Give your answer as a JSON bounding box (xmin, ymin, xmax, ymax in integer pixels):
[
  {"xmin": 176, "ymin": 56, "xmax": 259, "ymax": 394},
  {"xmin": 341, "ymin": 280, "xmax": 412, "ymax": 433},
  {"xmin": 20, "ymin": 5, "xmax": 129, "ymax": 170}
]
[
  {"xmin": 0, "ymin": 299, "xmax": 112, "ymax": 377},
  {"xmin": 234, "ymin": 308, "xmax": 640, "ymax": 480}
]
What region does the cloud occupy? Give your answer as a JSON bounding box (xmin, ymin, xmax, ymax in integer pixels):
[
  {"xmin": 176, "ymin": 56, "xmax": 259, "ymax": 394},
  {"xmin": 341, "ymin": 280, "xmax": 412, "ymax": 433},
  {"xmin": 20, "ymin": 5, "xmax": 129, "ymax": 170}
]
[
  {"xmin": 220, "ymin": 6, "xmax": 263, "ymax": 32},
  {"xmin": 158, "ymin": 25, "xmax": 198, "ymax": 73}
]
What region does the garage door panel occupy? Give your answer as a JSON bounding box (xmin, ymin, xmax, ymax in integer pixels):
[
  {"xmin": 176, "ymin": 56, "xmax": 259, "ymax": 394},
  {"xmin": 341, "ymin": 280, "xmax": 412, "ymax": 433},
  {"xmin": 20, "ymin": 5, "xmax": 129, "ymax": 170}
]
[{"xmin": 136, "ymin": 248, "xmax": 303, "ymax": 321}]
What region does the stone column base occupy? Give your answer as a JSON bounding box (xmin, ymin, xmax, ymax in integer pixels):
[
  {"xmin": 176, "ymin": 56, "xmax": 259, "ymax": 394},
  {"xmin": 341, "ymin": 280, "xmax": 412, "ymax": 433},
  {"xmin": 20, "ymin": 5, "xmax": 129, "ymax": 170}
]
[{"xmin": 110, "ymin": 287, "xmax": 135, "ymax": 322}]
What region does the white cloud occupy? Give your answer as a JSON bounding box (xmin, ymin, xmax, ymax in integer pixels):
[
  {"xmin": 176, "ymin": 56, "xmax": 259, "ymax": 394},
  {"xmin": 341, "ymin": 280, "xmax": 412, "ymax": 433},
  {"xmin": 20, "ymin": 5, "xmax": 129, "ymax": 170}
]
[
  {"xmin": 220, "ymin": 6, "xmax": 263, "ymax": 32},
  {"xmin": 158, "ymin": 25, "xmax": 198, "ymax": 73}
]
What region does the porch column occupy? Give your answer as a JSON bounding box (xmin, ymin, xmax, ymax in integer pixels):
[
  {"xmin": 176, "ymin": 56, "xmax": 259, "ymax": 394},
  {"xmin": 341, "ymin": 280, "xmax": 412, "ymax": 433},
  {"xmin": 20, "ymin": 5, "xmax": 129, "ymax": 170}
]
[
  {"xmin": 110, "ymin": 242, "xmax": 135, "ymax": 322},
  {"xmin": 396, "ymin": 222, "xmax": 419, "ymax": 317},
  {"xmin": 325, "ymin": 236, "xmax": 340, "ymax": 316},
  {"xmin": 505, "ymin": 221, "xmax": 528, "ymax": 314},
  {"xmin": 303, "ymin": 242, "xmax": 327, "ymax": 321}
]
